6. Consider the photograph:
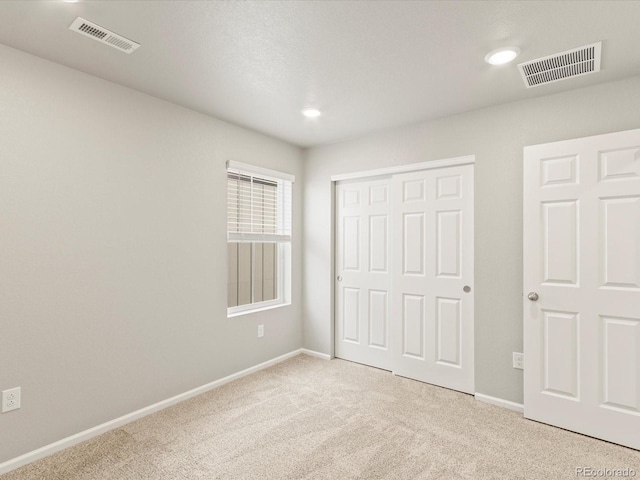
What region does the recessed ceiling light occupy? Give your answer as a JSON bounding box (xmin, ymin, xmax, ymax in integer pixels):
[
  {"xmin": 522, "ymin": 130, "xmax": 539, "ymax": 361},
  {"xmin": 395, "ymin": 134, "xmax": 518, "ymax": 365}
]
[
  {"xmin": 485, "ymin": 47, "xmax": 521, "ymax": 65},
  {"xmin": 302, "ymin": 108, "xmax": 322, "ymax": 118},
  {"xmin": 63, "ymin": 0, "xmax": 80, "ymax": 3}
]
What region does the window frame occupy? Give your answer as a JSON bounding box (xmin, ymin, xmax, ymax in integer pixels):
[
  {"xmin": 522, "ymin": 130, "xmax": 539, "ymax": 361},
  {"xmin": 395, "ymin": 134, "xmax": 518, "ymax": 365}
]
[{"xmin": 226, "ymin": 161, "xmax": 293, "ymax": 317}]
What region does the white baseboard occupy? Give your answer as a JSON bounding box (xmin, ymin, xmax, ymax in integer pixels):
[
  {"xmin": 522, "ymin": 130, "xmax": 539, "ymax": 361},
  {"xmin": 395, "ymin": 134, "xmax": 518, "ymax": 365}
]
[
  {"xmin": 300, "ymin": 348, "xmax": 331, "ymax": 360},
  {"xmin": 475, "ymin": 393, "xmax": 524, "ymax": 413},
  {"xmin": 0, "ymin": 348, "xmax": 304, "ymax": 476}
]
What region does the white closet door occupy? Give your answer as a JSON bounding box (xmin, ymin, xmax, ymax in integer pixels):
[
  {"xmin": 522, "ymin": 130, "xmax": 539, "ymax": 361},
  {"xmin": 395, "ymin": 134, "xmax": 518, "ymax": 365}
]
[
  {"xmin": 390, "ymin": 165, "xmax": 475, "ymax": 394},
  {"xmin": 335, "ymin": 178, "xmax": 392, "ymax": 370},
  {"xmin": 524, "ymin": 128, "xmax": 640, "ymax": 449}
]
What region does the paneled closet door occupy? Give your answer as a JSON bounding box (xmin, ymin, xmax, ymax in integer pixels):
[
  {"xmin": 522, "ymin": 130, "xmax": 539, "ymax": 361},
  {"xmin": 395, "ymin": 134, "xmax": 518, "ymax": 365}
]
[
  {"xmin": 390, "ymin": 165, "xmax": 475, "ymax": 394},
  {"xmin": 335, "ymin": 177, "xmax": 392, "ymax": 370}
]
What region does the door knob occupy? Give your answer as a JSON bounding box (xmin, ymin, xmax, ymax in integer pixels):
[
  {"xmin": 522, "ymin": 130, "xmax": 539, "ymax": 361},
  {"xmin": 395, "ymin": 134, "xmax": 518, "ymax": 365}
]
[
  {"xmin": 527, "ymin": 292, "xmax": 539, "ymax": 301},
  {"xmin": 337, "ymin": 276, "xmax": 343, "ymax": 282},
  {"xmin": 463, "ymin": 286, "xmax": 471, "ymax": 293}
]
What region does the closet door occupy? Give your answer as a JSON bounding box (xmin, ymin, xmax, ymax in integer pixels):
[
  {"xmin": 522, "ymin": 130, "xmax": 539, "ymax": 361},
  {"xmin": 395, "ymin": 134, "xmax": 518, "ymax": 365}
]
[
  {"xmin": 391, "ymin": 165, "xmax": 475, "ymax": 393},
  {"xmin": 335, "ymin": 177, "xmax": 392, "ymax": 370}
]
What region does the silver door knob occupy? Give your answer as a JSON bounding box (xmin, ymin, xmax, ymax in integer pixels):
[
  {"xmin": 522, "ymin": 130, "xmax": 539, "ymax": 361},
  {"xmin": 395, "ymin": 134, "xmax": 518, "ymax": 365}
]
[
  {"xmin": 527, "ymin": 292, "xmax": 539, "ymax": 301},
  {"xmin": 337, "ymin": 276, "xmax": 343, "ymax": 282},
  {"xmin": 463, "ymin": 286, "xmax": 471, "ymax": 293}
]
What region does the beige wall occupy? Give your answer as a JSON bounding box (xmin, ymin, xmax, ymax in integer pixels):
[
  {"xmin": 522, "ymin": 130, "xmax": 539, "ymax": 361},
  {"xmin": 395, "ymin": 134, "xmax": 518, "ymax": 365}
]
[
  {"xmin": 302, "ymin": 75, "xmax": 640, "ymax": 404},
  {"xmin": 0, "ymin": 44, "xmax": 303, "ymax": 463}
]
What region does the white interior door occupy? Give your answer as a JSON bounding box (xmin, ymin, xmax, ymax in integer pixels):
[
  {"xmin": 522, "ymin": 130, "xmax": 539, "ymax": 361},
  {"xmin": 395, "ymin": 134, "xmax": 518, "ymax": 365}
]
[
  {"xmin": 335, "ymin": 163, "xmax": 474, "ymax": 395},
  {"xmin": 391, "ymin": 165, "xmax": 475, "ymax": 394},
  {"xmin": 335, "ymin": 177, "xmax": 392, "ymax": 370},
  {"xmin": 524, "ymin": 128, "xmax": 640, "ymax": 450}
]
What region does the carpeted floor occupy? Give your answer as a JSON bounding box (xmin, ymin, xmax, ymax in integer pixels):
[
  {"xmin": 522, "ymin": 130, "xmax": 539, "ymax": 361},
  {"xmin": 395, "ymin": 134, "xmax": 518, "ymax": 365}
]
[{"xmin": 2, "ymin": 354, "xmax": 639, "ymax": 479}]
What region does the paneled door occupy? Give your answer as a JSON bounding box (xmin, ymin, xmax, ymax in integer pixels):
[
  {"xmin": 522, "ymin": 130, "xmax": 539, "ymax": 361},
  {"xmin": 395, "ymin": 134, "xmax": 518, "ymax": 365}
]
[
  {"xmin": 335, "ymin": 162, "xmax": 475, "ymax": 394},
  {"xmin": 524, "ymin": 128, "xmax": 640, "ymax": 450},
  {"xmin": 391, "ymin": 165, "xmax": 475, "ymax": 394},
  {"xmin": 335, "ymin": 177, "xmax": 392, "ymax": 370}
]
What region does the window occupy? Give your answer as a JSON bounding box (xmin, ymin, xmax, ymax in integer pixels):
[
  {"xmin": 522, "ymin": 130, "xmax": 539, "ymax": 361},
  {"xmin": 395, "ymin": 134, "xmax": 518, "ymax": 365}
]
[{"xmin": 226, "ymin": 161, "xmax": 293, "ymax": 315}]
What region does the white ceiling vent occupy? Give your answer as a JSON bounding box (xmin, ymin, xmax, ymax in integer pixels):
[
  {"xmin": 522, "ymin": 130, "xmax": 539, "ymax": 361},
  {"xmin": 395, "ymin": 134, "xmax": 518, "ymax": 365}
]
[
  {"xmin": 69, "ymin": 17, "xmax": 140, "ymax": 54},
  {"xmin": 518, "ymin": 42, "xmax": 601, "ymax": 88}
]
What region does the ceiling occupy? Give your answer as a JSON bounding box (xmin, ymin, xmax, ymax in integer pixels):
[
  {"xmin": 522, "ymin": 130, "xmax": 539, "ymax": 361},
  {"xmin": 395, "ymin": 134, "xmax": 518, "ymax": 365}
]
[{"xmin": 1, "ymin": 1, "xmax": 640, "ymax": 147}]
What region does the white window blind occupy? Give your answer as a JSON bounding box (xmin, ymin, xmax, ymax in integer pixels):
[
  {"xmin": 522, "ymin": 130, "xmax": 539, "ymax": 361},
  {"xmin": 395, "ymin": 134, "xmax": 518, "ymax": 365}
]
[{"xmin": 226, "ymin": 161, "xmax": 293, "ymax": 243}]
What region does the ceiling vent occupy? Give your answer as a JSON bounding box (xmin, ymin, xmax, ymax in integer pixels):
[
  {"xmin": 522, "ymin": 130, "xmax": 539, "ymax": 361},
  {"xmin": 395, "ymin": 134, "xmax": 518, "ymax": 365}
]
[
  {"xmin": 69, "ymin": 17, "xmax": 140, "ymax": 54},
  {"xmin": 518, "ymin": 42, "xmax": 601, "ymax": 88}
]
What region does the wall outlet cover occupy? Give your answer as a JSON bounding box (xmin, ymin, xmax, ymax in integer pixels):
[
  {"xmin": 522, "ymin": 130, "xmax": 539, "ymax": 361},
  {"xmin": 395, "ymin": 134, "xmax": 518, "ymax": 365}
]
[
  {"xmin": 2, "ymin": 387, "xmax": 21, "ymax": 413},
  {"xmin": 512, "ymin": 352, "xmax": 524, "ymax": 370}
]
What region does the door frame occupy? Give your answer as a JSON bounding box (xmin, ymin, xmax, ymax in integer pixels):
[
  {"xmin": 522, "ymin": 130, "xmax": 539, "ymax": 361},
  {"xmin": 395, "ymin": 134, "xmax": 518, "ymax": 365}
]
[{"xmin": 329, "ymin": 155, "xmax": 475, "ymax": 361}]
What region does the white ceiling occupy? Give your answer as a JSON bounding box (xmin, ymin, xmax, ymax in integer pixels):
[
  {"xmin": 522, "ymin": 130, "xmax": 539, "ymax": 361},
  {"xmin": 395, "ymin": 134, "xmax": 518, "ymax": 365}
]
[{"xmin": 1, "ymin": 1, "xmax": 640, "ymax": 147}]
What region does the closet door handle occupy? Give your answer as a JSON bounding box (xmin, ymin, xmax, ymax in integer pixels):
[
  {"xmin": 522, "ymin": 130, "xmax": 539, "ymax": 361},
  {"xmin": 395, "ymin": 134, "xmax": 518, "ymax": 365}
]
[
  {"xmin": 337, "ymin": 276, "xmax": 343, "ymax": 282},
  {"xmin": 463, "ymin": 285, "xmax": 471, "ymax": 293}
]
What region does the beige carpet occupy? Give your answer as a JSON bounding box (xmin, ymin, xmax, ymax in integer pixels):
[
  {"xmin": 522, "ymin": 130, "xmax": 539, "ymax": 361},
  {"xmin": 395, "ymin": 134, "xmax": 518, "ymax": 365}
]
[{"xmin": 3, "ymin": 354, "xmax": 639, "ymax": 479}]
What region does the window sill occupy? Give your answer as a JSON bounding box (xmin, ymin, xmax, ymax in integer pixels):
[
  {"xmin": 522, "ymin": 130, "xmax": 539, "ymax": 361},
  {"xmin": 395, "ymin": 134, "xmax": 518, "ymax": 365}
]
[{"xmin": 227, "ymin": 301, "xmax": 291, "ymax": 318}]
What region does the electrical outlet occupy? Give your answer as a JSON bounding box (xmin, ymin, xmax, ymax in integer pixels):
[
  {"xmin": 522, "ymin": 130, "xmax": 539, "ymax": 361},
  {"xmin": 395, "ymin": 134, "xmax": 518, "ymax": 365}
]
[
  {"xmin": 257, "ymin": 324, "xmax": 264, "ymax": 338},
  {"xmin": 2, "ymin": 387, "xmax": 21, "ymax": 413},
  {"xmin": 513, "ymin": 352, "xmax": 524, "ymax": 370}
]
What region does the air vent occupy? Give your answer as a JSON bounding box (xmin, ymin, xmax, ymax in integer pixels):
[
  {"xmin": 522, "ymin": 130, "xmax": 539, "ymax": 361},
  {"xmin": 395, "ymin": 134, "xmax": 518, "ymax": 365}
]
[
  {"xmin": 518, "ymin": 42, "xmax": 601, "ymax": 88},
  {"xmin": 69, "ymin": 17, "xmax": 140, "ymax": 54}
]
